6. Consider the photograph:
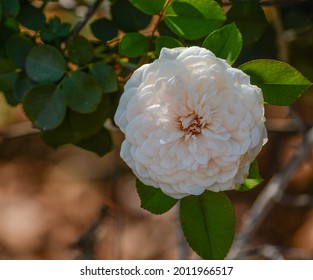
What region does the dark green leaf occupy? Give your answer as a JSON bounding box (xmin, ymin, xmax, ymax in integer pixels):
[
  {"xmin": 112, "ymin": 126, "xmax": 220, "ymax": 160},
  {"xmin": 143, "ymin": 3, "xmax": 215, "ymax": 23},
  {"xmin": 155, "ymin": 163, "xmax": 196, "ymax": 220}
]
[
  {"xmin": 61, "ymin": 71, "xmax": 103, "ymax": 114},
  {"xmin": 0, "ymin": 72, "xmax": 18, "ymax": 106},
  {"xmin": 5, "ymin": 34, "xmax": 33, "ymax": 68},
  {"xmin": 89, "ymin": 62, "xmax": 118, "ymax": 93},
  {"xmin": 0, "ymin": 18, "xmax": 19, "ymax": 45},
  {"xmin": 226, "ymin": 0, "xmax": 268, "ymax": 45},
  {"xmin": 57, "ymin": 22, "xmax": 71, "ymax": 37},
  {"xmin": 69, "ymin": 96, "xmax": 110, "ymax": 138},
  {"xmin": 40, "ymin": 16, "xmax": 72, "ymax": 42},
  {"xmin": 25, "ymin": 45, "xmax": 66, "ymax": 83},
  {"xmin": 41, "ymin": 117, "xmax": 78, "ymax": 148},
  {"xmin": 1, "ymin": 0, "xmax": 20, "ymax": 17},
  {"xmin": 180, "ymin": 191, "xmax": 235, "ymax": 259},
  {"xmin": 236, "ymin": 160, "xmax": 263, "ymax": 191},
  {"xmin": 129, "ymin": 0, "xmax": 165, "ymax": 15},
  {"xmin": 154, "ymin": 36, "xmax": 183, "ymax": 56},
  {"xmin": 23, "ymin": 84, "xmax": 66, "ymax": 131},
  {"xmin": 239, "ymin": 59, "xmax": 312, "ymax": 105},
  {"xmin": 202, "ymin": 23, "xmax": 242, "ymax": 65},
  {"xmin": 67, "ymin": 36, "xmax": 93, "ymax": 65},
  {"xmin": 0, "ymin": 57, "xmax": 18, "ymax": 106},
  {"xmin": 17, "ymin": 3, "xmax": 46, "ymax": 31},
  {"xmin": 75, "ymin": 127, "xmax": 113, "ymax": 156},
  {"xmin": 14, "ymin": 73, "xmax": 34, "ymax": 103},
  {"xmin": 119, "ymin": 33, "xmax": 148, "ymax": 57},
  {"xmin": 90, "ymin": 18, "xmax": 118, "ymax": 42},
  {"xmin": 136, "ymin": 179, "xmax": 178, "ymax": 214},
  {"xmin": 111, "ymin": 0, "xmax": 152, "ymax": 32},
  {"xmin": 164, "ymin": 0, "xmax": 226, "ymax": 40}
]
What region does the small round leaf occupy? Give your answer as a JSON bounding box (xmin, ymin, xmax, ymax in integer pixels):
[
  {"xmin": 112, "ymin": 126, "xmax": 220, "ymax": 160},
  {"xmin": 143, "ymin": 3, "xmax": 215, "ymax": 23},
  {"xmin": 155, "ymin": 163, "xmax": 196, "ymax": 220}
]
[
  {"xmin": 1, "ymin": 0, "xmax": 20, "ymax": 17},
  {"xmin": 61, "ymin": 71, "xmax": 103, "ymax": 114},
  {"xmin": 89, "ymin": 62, "xmax": 118, "ymax": 93},
  {"xmin": 111, "ymin": 0, "xmax": 152, "ymax": 32},
  {"xmin": 5, "ymin": 34, "xmax": 33, "ymax": 68},
  {"xmin": 69, "ymin": 96, "xmax": 110, "ymax": 138},
  {"xmin": 74, "ymin": 127, "xmax": 113, "ymax": 157},
  {"xmin": 23, "ymin": 84, "xmax": 66, "ymax": 131},
  {"xmin": 119, "ymin": 33, "xmax": 148, "ymax": 57},
  {"xmin": 17, "ymin": 4, "xmax": 46, "ymax": 31},
  {"xmin": 90, "ymin": 18, "xmax": 118, "ymax": 42},
  {"xmin": 25, "ymin": 45, "xmax": 66, "ymax": 83},
  {"xmin": 67, "ymin": 35, "xmax": 93, "ymax": 66}
]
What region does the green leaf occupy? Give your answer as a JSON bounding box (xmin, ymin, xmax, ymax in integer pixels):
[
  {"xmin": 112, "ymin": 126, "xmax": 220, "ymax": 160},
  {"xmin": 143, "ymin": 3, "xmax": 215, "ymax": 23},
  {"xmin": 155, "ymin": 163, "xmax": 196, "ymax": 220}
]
[
  {"xmin": 17, "ymin": 3, "xmax": 46, "ymax": 31},
  {"xmin": 5, "ymin": 34, "xmax": 33, "ymax": 68},
  {"xmin": 61, "ymin": 71, "xmax": 103, "ymax": 114},
  {"xmin": 90, "ymin": 18, "xmax": 118, "ymax": 42},
  {"xmin": 1, "ymin": 0, "xmax": 20, "ymax": 17},
  {"xmin": 67, "ymin": 36, "xmax": 93, "ymax": 66},
  {"xmin": 154, "ymin": 36, "xmax": 184, "ymax": 56},
  {"xmin": 202, "ymin": 23, "xmax": 242, "ymax": 65},
  {"xmin": 41, "ymin": 117, "xmax": 77, "ymax": 148},
  {"xmin": 89, "ymin": 62, "xmax": 118, "ymax": 93},
  {"xmin": 40, "ymin": 16, "xmax": 72, "ymax": 42},
  {"xmin": 119, "ymin": 33, "xmax": 148, "ymax": 58},
  {"xmin": 0, "ymin": 57, "xmax": 18, "ymax": 106},
  {"xmin": 164, "ymin": 0, "xmax": 226, "ymax": 40},
  {"xmin": 57, "ymin": 22, "xmax": 72, "ymax": 38},
  {"xmin": 129, "ymin": 0, "xmax": 165, "ymax": 15},
  {"xmin": 14, "ymin": 73, "xmax": 34, "ymax": 103},
  {"xmin": 180, "ymin": 191, "xmax": 235, "ymax": 259},
  {"xmin": 136, "ymin": 179, "xmax": 178, "ymax": 214},
  {"xmin": 23, "ymin": 84, "xmax": 66, "ymax": 131},
  {"xmin": 226, "ymin": 0, "xmax": 268, "ymax": 45},
  {"xmin": 239, "ymin": 59, "xmax": 312, "ymax": 105},
  {"xmin": 111, "ymin": 0, "xmax": 152, "ymax": 32},
  {"xmin": 75, "ymin": 127, "xmax": 113, "ymax": 156},
  {"xmin": 25, "ymin": 45, "xmax": 66, "ymax": 83},
  {"xmin": 69, "ymin": 96, "xmax": 110, "ymax": 138},
  {"xmin": 236, "ymin": 160, "xmax": 263, "ymax": 191},
  {"xmin": 0, "ymin": 18, "xmax": 19, "ymax": 45}
]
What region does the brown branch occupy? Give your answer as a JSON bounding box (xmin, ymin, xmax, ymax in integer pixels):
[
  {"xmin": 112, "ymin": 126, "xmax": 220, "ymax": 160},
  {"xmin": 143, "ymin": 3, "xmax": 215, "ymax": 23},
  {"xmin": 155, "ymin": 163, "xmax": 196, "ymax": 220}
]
[
  {"xmin": 69, "ymin": 0, "xmax": 104, "ymax": 39},
  {"xmin": 71, "ymin": 207, "xmax": 107, "ymax": 260},
  {"xmin": 227, "ymin": 126, "xmax": 313, "ymax": 259}
]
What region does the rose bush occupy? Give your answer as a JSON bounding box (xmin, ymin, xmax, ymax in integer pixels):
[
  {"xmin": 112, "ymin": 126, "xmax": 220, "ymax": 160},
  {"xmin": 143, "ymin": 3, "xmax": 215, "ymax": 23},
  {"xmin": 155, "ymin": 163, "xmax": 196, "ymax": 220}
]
[{"xmin": 115, "ymin": 46, "xmax": 267, "ymax": 199}]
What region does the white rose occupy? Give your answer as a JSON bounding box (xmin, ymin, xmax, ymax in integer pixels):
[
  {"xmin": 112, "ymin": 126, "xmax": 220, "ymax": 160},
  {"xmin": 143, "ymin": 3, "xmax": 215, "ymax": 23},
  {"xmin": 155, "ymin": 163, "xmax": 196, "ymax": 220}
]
[{"xmin": 114, "ymin": 46, "xmax": 267, "ymax": 199}]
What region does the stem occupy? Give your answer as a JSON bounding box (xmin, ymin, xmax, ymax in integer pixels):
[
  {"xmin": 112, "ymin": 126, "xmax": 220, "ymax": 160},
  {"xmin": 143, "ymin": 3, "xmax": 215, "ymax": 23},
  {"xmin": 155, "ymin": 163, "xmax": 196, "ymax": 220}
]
[
  {"xmin": 69, "ymin": 0, "xmax": 104, "ymax": 39},
  {"xmin": 138, "ymin": 0, "xmax": 171, "ymax": 67}
]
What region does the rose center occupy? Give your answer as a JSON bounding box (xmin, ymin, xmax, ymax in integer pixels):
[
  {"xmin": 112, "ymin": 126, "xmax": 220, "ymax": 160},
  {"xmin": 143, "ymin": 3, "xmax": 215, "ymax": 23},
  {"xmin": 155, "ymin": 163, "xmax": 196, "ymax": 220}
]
[{"xmin": 179, "ymin": 113, "xmax": 206, "ymax": 138}]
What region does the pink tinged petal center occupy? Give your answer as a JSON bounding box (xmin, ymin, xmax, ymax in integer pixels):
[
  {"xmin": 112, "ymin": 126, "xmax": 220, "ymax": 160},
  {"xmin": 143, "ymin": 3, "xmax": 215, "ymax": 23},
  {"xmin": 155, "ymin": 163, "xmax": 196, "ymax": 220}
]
[{"xmin": 178, "ymin": 112, "xmax": 207, "ymax": 140}]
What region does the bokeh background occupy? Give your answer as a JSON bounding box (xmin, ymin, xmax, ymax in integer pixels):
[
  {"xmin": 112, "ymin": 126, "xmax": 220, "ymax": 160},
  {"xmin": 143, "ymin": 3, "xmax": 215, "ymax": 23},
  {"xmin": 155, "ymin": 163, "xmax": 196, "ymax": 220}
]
[{"xmin": 1, "ymin": 0, "xmax": 313, "ymax": 259}]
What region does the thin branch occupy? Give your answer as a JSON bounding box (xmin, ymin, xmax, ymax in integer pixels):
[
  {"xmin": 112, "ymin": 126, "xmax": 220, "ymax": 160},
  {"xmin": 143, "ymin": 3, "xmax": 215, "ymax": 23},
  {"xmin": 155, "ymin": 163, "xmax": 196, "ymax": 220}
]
[
  {"xmin": 69, "ymin": 0, "xmax": 104, "ymax": 40},
  {"xmin": 71, "ymin": 207, "xmax": 107, "ymax": 260},
  {"xmin": 235, "ymin": 244, "xmax": 313, "ymax": 260},
  {"xmin": 227, "ymin": 126, "xmax": 313, "ymax": 259}
]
